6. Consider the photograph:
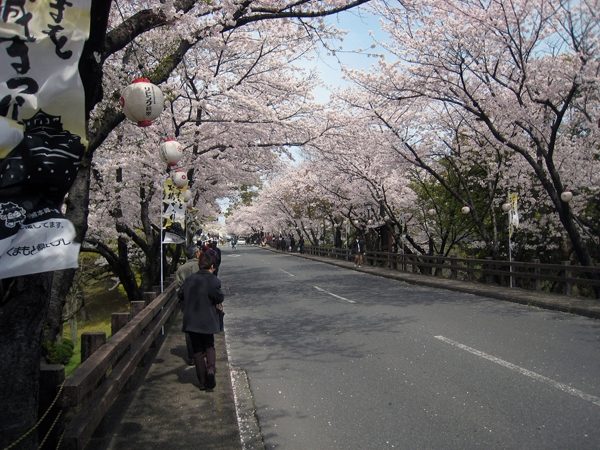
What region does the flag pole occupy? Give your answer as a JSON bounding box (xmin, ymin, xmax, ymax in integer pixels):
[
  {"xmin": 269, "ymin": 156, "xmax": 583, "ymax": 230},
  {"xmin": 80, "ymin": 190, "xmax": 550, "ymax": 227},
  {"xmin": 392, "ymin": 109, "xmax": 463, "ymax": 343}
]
[
  {"xmin": 508, "ymin": 226, "xmax": 513, "ymax": 288},
  {"xmin": 160, "ymin": 179, "xmax": 164, "ymax": 294}
]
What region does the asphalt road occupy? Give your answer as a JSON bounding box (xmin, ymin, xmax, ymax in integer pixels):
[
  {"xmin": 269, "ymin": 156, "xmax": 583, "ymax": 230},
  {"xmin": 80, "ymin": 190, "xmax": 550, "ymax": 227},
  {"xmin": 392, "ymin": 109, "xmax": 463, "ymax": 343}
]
[{"xmin": 220, "ymin": 246, "xmax": 600, "ymax": 450}]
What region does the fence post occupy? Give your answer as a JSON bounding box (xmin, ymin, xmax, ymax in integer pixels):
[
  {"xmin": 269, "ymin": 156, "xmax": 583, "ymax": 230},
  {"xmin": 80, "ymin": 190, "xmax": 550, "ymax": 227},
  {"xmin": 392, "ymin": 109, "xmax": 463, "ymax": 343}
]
[
  {"xmin": 38, "ymin": 362, "xmax": 65, "ymax": 448},
  {"xmin": 485, "ymin": 257, "xmax": 494, "ymax": 284},
  {"xmin": 111, "ymin": 312, "xmax": 130, "ymax": 335},
  {"xmin": 532, "ymin": 258, "xmax": 541, "ymax": 291},
  {"xmin": 450, "ymin": 258, "xmax": 458, "ymax": 279},
  {"xmin": 562, "ymin": 261, "xmax": 572, "ymax": 296},
  {"xmin": 81, "ymin": 332, "xmax": 106, "ymax": 362},
  {"xmin": 466, "ymin": 260, "xmax": 474, "ymax": 281},
  {"xmin": 130, "ymin": 301, "xmax": 146, "ymax": 317},
  {"xmin": 143, "ymin": 291, "xmax": 157, "ymax": 305}
]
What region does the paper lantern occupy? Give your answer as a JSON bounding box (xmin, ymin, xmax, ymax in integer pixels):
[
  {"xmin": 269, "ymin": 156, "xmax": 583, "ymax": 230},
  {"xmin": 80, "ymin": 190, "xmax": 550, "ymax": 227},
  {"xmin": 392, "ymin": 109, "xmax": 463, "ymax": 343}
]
[
  {"xmin": 501, "ymin": 203, "xmax": 511, "ymax": 212},
  {"xmin": 159, "ymin": 138, "xmax": 183, "ymax": 166},
  {"xmin": 182, "ymin": 190, "xmax": 193, "ymax": 202},
  {"xmin": 560, "ymin": 191, "xmax": 573, "ymax": 203},
  {"xmin": 461, "ymin": 206, "xmax": 470, "ymax": 214},
  {"xmin": 120, "ymin": 78, "xmax": 164, "ymax": 127},
  {"xmin": 427, "ymin": 208, "xmax": 436, "ymax": 216},
  {"xmin": 172, "ymin": 169, "xmax": 188, "ymax": 188}
]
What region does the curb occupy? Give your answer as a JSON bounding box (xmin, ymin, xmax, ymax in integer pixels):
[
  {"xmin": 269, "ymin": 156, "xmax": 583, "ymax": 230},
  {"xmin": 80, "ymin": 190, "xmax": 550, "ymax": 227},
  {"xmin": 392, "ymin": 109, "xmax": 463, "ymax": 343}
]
[{"xmin": 230, "ymin": 368, "xmax": 265, "ymax": 450}]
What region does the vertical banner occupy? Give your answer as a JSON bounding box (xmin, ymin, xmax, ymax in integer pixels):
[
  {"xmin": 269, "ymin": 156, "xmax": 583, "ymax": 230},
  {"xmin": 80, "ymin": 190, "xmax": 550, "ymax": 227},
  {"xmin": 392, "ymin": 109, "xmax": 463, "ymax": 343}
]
[
  {"xmin": 162, "ymin": 178, "xmax": 186, "ymax": 244},
  {"xmin": 0, "ymin": 0, "xmax": 90, "ymax": 279}
]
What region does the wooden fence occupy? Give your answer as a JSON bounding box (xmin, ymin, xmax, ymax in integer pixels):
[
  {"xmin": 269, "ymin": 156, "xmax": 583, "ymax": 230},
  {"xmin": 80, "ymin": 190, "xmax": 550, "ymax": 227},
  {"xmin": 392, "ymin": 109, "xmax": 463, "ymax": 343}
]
[
  {"xmin": 304, "ymin": 246, "xmax": 600, "ymax": 299},
  {"xmin": 38, "ymin": 280, "xmax": 179, "ymax": 450}
]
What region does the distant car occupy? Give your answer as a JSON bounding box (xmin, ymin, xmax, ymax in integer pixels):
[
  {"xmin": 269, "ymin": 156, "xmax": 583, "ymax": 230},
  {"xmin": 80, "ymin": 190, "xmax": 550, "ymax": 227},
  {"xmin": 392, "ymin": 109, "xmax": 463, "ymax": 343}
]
[{"xmin": 237, "ymin": 238, "xmax": 246, "ymax": 245}]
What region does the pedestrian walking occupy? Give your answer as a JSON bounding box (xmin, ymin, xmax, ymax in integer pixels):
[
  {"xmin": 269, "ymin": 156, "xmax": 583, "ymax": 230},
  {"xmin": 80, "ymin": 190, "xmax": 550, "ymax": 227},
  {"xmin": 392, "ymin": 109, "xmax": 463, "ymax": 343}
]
[
  {"xmin": 351, "ymin": 236, "xmax": 365, "ymax": 267},
  {"xmin": 178, "ymin": 251, "xmax": 224, "ymax": 391},
  {"xmin": 298, "ymin": 236, "xmax": 305, "ymax": 253},
  {"xmin": 175, "ymin": 244, "xmax": 201, "ymax": 365},
  {"xmin": 209, "ymin": 240, "xmax": 222, "ymax": 276}
]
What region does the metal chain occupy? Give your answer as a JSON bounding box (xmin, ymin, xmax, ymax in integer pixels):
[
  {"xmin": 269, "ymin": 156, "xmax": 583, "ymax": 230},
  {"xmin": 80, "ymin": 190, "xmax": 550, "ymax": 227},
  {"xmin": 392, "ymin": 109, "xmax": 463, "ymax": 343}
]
[{"xmin": 3, "ymin": 382, "xmax": 65, "ymax": 450}]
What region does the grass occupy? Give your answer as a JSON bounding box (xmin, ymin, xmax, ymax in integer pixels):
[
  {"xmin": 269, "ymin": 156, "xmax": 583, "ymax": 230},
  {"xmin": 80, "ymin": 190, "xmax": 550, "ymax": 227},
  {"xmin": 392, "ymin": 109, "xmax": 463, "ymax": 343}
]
[{"xmin": 62, "ymin": 278, "xmax": 129, "ymax": 376}]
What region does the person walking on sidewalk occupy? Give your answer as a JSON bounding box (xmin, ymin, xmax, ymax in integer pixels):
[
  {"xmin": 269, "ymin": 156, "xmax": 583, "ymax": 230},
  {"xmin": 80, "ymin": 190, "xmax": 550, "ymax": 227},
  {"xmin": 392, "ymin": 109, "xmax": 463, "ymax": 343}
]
[
  {"xmin": 176, "ymin": 244, "xmax": 202, "ymax": 365},
  {"xmin": 178, "ymin": 251, "xmax": 224, "ymax": 391},
  {"xmin": 209, "ymin": 239, "xmax": 222, "ymax": 276}
]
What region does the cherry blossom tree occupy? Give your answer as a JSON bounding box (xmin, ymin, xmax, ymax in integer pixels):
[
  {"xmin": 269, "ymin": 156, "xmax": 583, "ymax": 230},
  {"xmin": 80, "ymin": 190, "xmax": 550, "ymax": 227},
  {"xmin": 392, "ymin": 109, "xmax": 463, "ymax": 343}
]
[
  {"xmin": 1, "ymin": 2, "xmax": 374, "ymax": 448},
  {"xmin": 84, "ymin": 20, "xmax": 323, "ymax": 302},
  {"xmin": 363, "ymin": 0, "xmax": 599, "ymax": 267}
]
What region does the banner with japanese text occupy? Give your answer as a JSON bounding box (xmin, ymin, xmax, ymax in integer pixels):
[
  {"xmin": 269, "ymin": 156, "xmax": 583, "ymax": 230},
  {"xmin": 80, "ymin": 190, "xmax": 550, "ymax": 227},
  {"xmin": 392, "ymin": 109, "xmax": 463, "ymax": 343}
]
[
  {"xmin": 0, "ymin": 0, "xmax": 91, "ymax": 278},
  {"xmin": 162, "ymin": 178, "xmax": 186, "ymax": 244}
]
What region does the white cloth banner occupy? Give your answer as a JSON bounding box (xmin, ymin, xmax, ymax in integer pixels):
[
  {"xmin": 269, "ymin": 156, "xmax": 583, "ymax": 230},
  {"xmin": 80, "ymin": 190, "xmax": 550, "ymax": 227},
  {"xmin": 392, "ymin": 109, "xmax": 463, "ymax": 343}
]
[
  {"xmin": 0, "ymin": 1, "xmax": 90, "ymax": 279},
  {"xmin": 0, "ymin": 216, "xmax": 80, "ymax": 278}
]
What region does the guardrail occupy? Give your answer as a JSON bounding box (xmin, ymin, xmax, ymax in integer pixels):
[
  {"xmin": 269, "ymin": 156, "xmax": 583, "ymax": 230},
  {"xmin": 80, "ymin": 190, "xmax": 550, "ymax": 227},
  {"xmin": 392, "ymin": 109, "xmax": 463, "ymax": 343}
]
[
  {"xmin": 303, "ymin": 246, "xmax": 600, "ymax": 299},
  {"xmin": 37, "ymin": 281, "xmax": 180, "ymax": 449}
]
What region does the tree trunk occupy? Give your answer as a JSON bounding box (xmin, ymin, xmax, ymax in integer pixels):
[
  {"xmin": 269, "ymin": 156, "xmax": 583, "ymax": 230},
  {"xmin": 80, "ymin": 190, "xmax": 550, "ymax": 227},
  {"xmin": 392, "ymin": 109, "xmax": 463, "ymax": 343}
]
[
  {"xmin": 44, "ymin": 156, "xmax": 93, "ymax": 344},
  {"xmin": 0, "ymin": 3, "xmax": 111, "ymax": 446},
  {"xmin": 117, "ymin": 236, "xmax": 143, "ymax": 301},
  {"xmin": 0, "ymin": 274, "xmax": 52, "ymax": 449}
]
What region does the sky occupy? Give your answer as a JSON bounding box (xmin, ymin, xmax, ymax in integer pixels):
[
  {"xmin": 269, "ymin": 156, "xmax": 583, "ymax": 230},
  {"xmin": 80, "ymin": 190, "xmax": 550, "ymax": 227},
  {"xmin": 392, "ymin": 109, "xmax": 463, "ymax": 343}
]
[
  {"xmin": 220, "ymin": 7, "xmax": 391, "ymax": 220},
  {"xmin": 307, "ymin": 6, "xmax": 391, "ymax": 103}
]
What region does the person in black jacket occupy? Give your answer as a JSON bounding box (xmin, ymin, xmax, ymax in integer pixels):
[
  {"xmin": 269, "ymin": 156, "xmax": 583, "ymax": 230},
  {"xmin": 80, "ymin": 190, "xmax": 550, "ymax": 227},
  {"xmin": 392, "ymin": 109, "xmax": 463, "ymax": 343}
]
[
  {"xmin": 178, "ymin": 252, "xmax": 224, "ymax": 391},
  {"xmin": 351, "ymin": 236, "xmax": 365, "ymax": 267},
  {"xmin": 209, "ymin": 240, "xmax": 222, "ymax": 275}
]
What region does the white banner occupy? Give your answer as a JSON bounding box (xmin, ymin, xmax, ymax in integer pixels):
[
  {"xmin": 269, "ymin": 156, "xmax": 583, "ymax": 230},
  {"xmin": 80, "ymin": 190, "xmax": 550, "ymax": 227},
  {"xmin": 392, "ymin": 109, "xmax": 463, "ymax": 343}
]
[
  {"xmin": 162, "ymin": 178, "xmax": 186, "ymax": 244},
  {"xmin": 0, "ymin": 214, "xmax": 80, "ymax": 278},
  {"xmin": 0, "ymin": 1, "xmax": 90, "ymax": 279}
]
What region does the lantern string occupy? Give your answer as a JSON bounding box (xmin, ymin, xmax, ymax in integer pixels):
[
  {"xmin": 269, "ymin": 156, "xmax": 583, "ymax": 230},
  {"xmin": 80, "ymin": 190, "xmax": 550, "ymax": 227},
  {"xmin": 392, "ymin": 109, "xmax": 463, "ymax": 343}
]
[{"xmin": 115, "ymin": 0, "xmax": 145, "ymax": 73}]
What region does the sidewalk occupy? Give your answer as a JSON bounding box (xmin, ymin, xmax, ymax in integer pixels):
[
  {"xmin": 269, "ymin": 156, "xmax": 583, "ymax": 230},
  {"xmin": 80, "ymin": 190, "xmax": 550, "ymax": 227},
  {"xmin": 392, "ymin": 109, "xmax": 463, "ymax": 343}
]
[{"xmin": 87, "ymin": 309, "xmax": 262, "ymax": 450}]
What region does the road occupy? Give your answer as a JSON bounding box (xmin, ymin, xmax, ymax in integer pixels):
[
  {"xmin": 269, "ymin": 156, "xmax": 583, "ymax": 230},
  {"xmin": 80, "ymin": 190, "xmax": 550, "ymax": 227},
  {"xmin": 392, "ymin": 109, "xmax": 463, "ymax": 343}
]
[{"xmin": 219, "ymin": 246, "xmax": 600, "ymax": 450}]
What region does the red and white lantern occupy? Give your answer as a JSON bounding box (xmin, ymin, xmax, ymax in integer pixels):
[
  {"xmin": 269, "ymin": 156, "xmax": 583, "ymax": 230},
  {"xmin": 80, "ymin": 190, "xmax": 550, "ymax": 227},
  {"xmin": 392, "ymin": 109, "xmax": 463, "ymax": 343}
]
[
  {"xmin": 159, "ymin": 138, "xmax": 183, "ymax": 166},
  {"xmin": 172, "ymin": 169, "xmax": 188, "ymax": 188},
  {"xmin": 120, "ymin": 77, "xmax": 164, "ymax": 127}
]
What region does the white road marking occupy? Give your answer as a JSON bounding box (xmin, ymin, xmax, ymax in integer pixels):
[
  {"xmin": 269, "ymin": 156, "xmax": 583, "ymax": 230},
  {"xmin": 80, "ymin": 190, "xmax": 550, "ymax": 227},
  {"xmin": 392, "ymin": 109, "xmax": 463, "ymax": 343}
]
[
  {"xmin": 434, "ymin": 335, "xmax": 600, "ymax": 407},
  {"xmin": 313, "ymin": 285, "xmax": 356, "ymax": 304},
  {"xmin": 280, "ymin": 269, "xmax": 296, "ymax": 277}
]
